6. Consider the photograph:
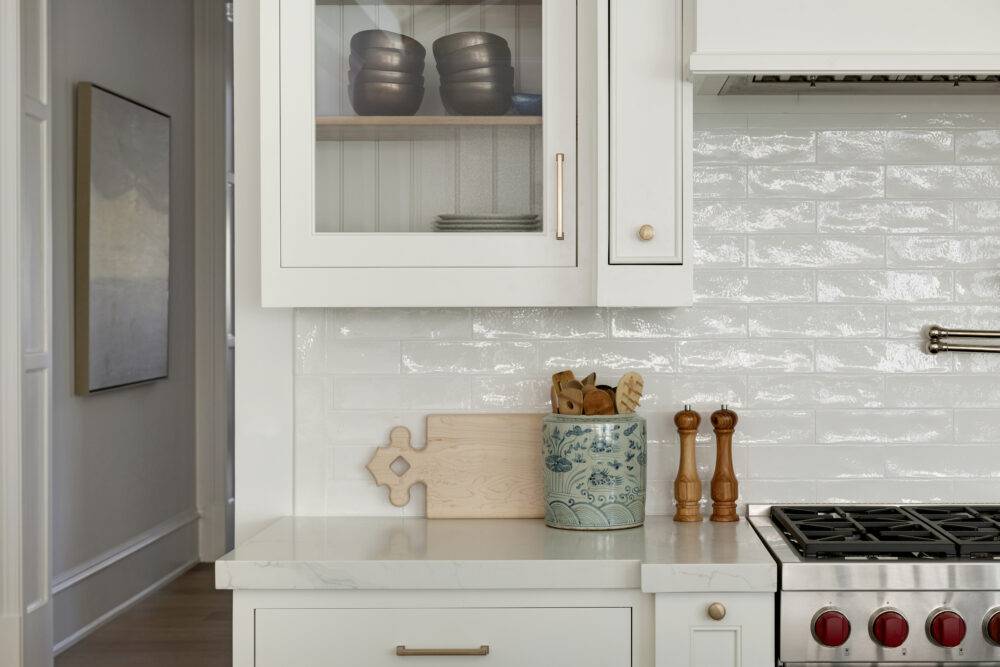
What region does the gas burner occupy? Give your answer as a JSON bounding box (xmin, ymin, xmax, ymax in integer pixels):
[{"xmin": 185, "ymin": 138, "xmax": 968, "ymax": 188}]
[
  {"xmin": 905, "ymin": 506, "xmax": 1000, "ymax": 558},
  {"xmin": 770, "ymin": 505, "xmax": 957, "ymax": 559}
]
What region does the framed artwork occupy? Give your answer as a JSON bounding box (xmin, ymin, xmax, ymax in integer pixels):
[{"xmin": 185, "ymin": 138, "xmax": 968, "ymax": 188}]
[{"xmin": 75, "ymin": 82, "xmax": 171, "ymax": 394}]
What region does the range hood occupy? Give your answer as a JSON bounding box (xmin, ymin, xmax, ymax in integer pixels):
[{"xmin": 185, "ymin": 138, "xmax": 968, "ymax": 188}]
[{"xmin": 690, "ymin": 0, "xmax": 1000, "ymax": 95}]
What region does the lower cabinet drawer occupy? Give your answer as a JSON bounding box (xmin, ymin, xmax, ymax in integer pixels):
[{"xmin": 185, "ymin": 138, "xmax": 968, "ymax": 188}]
[{"xmin": 255, "ymin": 607, "xmax": 631, "ymax": 667}]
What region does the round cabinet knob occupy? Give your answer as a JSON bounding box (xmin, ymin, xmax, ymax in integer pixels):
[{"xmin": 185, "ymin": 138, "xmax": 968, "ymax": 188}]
[
  {"xmin": 637, "ymin": 225, "xmax": 655, "ymax": 241},
  {"xmin": 813, "ymin": 610, "xmax": 851, "ymax": 647},
  {"xmin": 871, "ymin": 611, "xmax": 909, "ymax": 648},
  {"xmin": 707, "ymin": 603, "xmax": 726, "ymax": 621},
  {"xmin": 928, "ymin": 610, "xmax": 966, "ymax": 648},
  {"xmin": 985, "ymin": 610, "xmax": 1000, "ymax": 646}
]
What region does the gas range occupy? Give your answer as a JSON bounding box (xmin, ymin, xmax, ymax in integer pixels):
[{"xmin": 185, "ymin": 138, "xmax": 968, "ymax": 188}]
[{"xmin": 749, "ymin": 505, "xmax": 1000, "ymax": 666}]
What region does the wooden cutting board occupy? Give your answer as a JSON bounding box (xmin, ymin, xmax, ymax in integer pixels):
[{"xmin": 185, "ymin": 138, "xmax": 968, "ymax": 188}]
[{"xmin": 366, "ymin": 414, "xmax": 545, "ymax": 519}]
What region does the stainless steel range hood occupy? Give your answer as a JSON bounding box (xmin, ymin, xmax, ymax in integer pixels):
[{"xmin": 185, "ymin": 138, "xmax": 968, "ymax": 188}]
[{"xmin": 689, "ymin": 0, "xmax": 1000, "ymax": 95}]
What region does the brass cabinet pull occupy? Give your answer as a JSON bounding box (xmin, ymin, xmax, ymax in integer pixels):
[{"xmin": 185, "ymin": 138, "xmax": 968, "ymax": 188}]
[
  {"xmin": 707, "ymin": 602, "xmax": 727, "ymax": 621},
  {"xmin": 555, "ymin": 153, "xmax": 565, "ymax": 240},
  {"xmin": 396, "ymin": 645, "xmax": 490, "ymax": 657}
]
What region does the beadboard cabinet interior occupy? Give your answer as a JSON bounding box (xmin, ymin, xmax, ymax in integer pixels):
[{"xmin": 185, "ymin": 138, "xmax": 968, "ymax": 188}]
[{"xmin": 258, "ymin": 0, "xmax": 691, "ymax": 306}]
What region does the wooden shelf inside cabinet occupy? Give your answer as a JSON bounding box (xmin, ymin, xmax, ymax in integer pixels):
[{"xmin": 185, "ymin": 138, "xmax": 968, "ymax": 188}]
[{"xmin": 316, "ymin": 115, "xmax": 543, "ymax": 140}]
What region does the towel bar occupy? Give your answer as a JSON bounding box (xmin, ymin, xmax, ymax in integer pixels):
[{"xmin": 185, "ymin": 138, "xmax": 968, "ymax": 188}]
[{"xmin": 926, "ymin": 324, "xmax": 1000, "ymax": 354}]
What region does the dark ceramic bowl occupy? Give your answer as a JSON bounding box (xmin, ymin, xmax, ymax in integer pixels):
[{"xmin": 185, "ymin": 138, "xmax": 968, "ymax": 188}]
[
  {"xmin": 349, "ymin": 82, "xmax": 424, "ymax": 116},
  {"xmin": 350, "ymin": 30, "xmax": 426, "ymax": 60},
  {"xmin": 441, "ymin": 82, "xmax": 513, "ymax": 116},
  {"xmin": 350, "ymin": 48, "xmax": 424, "ymax": 73},
  {"xmin": 510, "ymin": 93, "xmax": 542, "ymax": 116},
  {"xmin": 441, "ymin": 65, "xmax": 515, "ymax": 86},
  {"xmin": 435, "ymin": 42, "xmax": 512, "ymax": 76},
  {"xmin": 349, "ymin": 67, "xmax": 424, "ymax": 86},
  {"xmin": 432, "ymin": 31, "xmax": 507, "ymax": 60}
]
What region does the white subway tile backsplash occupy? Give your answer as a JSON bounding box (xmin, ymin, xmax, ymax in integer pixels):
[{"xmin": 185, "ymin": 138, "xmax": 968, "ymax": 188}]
[
  {"xmin": 750, "ymin": 236, "xmax": 885, "ymax": 269},
  {"xmin": 817, "ymin": 270, "xmax": 953, "ymax": 303},
  {"xmin": 693, "ymin": 166, "xmax": 747, "ymax": 198},
  {"xmin": 956, "ymin": 130, "xmax": 1000, "ymax": 163},
  {"xmin": 954, "ymin": 410, "xmax": 1000, "ymax": 443},
  {"xmin": 955, "ymin": 270, "xmax": 1000, "ymax": 302},
  {"xmin": 816, "ymin": 340, "xmax": 950, "ymax": 373},
  {"xmin": 678, "ymin": 340, "xmax": 814, "ymax": 372},
  {"xmin": 887, "ymin": 235, "xmax": 1000, "ymax": 268},
  {"xmin": 749, "ymin": 305, "xmax": 885, "ymax": 338},
  {"xmin": 818, "ymin": 201, "xmax": 953, "ymax": 234},
  {"xmin": 693, "ymin": 200, "xmax": 816, "ymax": 234},
  {"xmin": 327, "ymin": 340, "xmax": 401, "ymax": 374},
  {"xmin": 748, "ymin": 374, "xmax": 883, "ymax": 408},
  {"xmin": 749, "ymin": 166, "xmax": 883, "ymax": 199},
  {"xmin": 610, "ymin": 306, "xmax": 747, "ymax": 339},
  {"xmin": 887, "ymin": 165, "xmax": 1000, "ymax": 198},
  {"xmin": 539, "ymin": 340, "xmax": 676, "ymax": 374},
  {"xmin": 815, "ymin": 409, "xmax": 952, "ymax": 444},
  {"xmin": 956, "ymin": 200, "xmax": 1000, "ymax": 232},
  {"xmin": 294, "ymin": 110, "xmax": 1000, "ymax": 514},
  {"xmin": 694, "ymin": 270, "xmax": 815, "ymax": 303},
  {"xmin": 472, "ymin": 308, "xmax": 608, "ymax": 340},
  {"xmin": 693, "ymin": 235, "xmax": 747, "ymax": 267},
  {"xmin": 886, "ymin": 376, "xmax": 1000, "ymax": 409},
  {"xmin": 402, "ymin": 341, "xmax": 536, "ymax": 374}
]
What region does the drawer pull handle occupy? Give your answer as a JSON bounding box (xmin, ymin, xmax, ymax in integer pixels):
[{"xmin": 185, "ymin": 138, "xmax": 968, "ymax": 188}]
[
  {"xmin": 396, "ymin": 645, "xmax": 490, "ymax": 657},
  {"xmin": 555, "ymin": 153, "xmax": 565, "ymax": 241},
  {"xmin": 708, "ymin": 602, "xmax": 727, "ymax": 621}
]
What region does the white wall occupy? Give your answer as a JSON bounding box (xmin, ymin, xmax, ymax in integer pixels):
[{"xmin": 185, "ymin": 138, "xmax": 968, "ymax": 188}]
[
  {"xmin": 50, "ymin": 0, "xmax": 198, "ymax": 650},
  {"xmin": 293, "ymin": 106, "xmax": 1000, "ymax": 515}
]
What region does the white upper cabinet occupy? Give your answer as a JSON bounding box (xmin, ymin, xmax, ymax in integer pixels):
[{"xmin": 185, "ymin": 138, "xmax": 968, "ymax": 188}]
[{"xmin": 256, "ymin": 0, "xmax": 691, "ymax": 307}]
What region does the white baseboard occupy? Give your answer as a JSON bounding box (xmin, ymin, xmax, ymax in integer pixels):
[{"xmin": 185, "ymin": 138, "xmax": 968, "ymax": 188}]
[
  {"xmin": 52, "ymin": 510, "xmax": 200, "ymax": 594},
  {"xmin": 52, "ymin": 558, "xmax": 197, "ymax": 656}
]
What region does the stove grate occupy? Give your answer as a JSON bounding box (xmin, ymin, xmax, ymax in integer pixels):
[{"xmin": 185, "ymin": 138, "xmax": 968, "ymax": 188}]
[
  {"xmin": 904, "ymin": 506, "xmax": 1000, "ymax": 558},
  {"xmin": 770, "ymin": 506, "xmax": 958, "ymax": 559}
]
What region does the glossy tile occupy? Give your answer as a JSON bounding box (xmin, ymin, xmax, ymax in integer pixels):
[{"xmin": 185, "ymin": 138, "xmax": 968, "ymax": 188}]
[
  {"xmin": 610, "ymin": 306, "xmax": 748, "ymax": 339},
  {"xmin": 749, "ymin": 305, "xmax": 885, "ymax": 338},
  {"xmin": 748, "ymin": 374, "xmax": 883, "ymax": 408},
  {"xmin": 694, "ymin": 270, "xmax": 815, "ymax": 303},
  {"xmin": 693, "ymin": 165, "xmax": 747, "ymax": 199},
  {"xmin": 815, "ymin": 409, "xmax": 952, "ymax": 444},
  {"xmin": 816, "ymin": 340, "xmax": 951, "ymax": 373},
  {"xmin": 955, "ymin": 200, "xmax": 1000, "ymax": 232},
  {"xmin": 816, "ymin": 270, "xmax": 953, "ymax": 303},
  {"xmin": 401, "ymin": 341, "xmax": 536, "ymax": 374},
  {"xmin": 749, "ymin": 166, "xmax": 883, "ymax": 199},
  {"xmin": 887, "ymin": 165, "xmax": 1000, "ymax": 198},
  {"xmin": 749, "ymin": 236, "xmax": 884, "ymax": 268},
  {"xmin": 955, "ymin": 130, "xmax": 1000, "ymax": 163},
  {"xmin": 887, "ymin": 235, "xmax": 1000, "ymax": 268},
  {"xmin": 678, "ymin": 340, "xmax": 814, "ymax": 372},
  {"xmin": 693, "ymin": 200, "xmax": 816, "ymax": 234},
  {"xmin": 818, "ymin": 200, "xmax": 953, "ymax": 234}
]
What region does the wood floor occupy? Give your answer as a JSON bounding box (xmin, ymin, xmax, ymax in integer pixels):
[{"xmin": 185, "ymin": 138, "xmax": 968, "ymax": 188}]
[{"xmin": 56, "ymin": 564, "xmax": 231, "ymax": 667}]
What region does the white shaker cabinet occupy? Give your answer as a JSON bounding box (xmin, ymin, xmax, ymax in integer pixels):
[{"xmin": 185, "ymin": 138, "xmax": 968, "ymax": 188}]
[
  {"xmin": 249, "ymin": 0, "xmax": 691, "ymax": 307},
  {"xmin": 655, "ymin": 593, "xmax": 776, "ymax": 667}
]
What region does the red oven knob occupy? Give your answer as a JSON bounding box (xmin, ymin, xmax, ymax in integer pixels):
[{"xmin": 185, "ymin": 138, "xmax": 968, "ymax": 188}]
[
  {"xmin": 814, "ymin": 610, "xmax": 851, "ymax": 647},
  {"xmin": 986, "ymin": 610, "xmax": 1000, "ymax": 645},
  {"xmin": 871, "ymin": 611, "xmax": 909, "ymax": 648},
  {"xmin": 928, "ymin": 610, "xmax": 966, "ymax": 648}
]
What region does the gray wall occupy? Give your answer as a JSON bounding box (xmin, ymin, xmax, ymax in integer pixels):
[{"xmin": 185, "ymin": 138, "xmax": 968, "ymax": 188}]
[{"xmin": 51, "ymin": 0, "xmax": 197, "ymax": 649}]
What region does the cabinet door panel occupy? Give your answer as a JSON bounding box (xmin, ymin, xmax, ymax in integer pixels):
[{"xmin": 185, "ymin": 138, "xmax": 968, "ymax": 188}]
[
  {"xmin": 279, "ymin": 0, "xmax": 578, "ymax": 269},
  {"xmin": 655, "ymin": 593, "xmax": 774, "ymax": 667},
  {"xmin": 255, "ymin": 607, "xmax": 631, "ymax": 667},
  {"xmin": 608, "ymin": 0, "xmax": 683, "ymax": 265}
]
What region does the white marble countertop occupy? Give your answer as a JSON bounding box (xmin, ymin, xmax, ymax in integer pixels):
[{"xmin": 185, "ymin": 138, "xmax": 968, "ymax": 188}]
[{"xmin": 216, "ymin": 516, "xmax": 776, "ymax": 593}]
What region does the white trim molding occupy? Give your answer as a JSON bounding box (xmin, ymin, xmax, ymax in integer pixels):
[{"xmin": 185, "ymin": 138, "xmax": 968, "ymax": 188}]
[{"xmin": 52, "ymin": 510, "xmax": 200, "ymax": 595}]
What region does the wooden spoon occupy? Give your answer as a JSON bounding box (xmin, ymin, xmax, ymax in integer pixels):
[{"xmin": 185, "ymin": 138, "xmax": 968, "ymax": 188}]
[{"xmin": 583, "ymin": 388, "xmax": 615, "ymax": 416}]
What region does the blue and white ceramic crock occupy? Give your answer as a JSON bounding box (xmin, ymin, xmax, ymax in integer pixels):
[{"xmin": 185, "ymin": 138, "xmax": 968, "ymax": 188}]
[{"xmin": 542, "ymin": 414, "xmax": 647, "ymax": 530}]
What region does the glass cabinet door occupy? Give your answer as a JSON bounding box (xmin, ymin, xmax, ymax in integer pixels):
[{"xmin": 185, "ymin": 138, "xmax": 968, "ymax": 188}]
[{"xmin": 279, "ymin": 0, "xmax": 577, "ymax": 268}]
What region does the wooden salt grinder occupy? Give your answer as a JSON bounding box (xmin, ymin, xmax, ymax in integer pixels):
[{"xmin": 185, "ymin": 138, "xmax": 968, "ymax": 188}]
[
  {"xmin": 710, "ymin": 405, "xmax": 739, "ymax": 522},
  {"xmin": 673, "ymin": 406, "xmax": 702, "ymax": 522}
]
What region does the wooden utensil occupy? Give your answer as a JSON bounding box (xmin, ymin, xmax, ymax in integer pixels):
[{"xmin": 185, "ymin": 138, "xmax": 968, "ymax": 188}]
[
  {"xmin": 366, "ymin": 414, "xmax": 545, "ymax": 518},
  {"xmin": 710, "ymin": 405, "xmax": 739, "ymax": 523},
  {"xmin": 673, "ymin": 405, "xmax": 702, "ymax": 522},
  {"xmin": 581, "ymin": 372, "xmax": 597, "ymax": 388},
  {"xmin": 583, "ymin": 387, "xmax": 615, "ymax": 416},
  {"xmin": 615, "ymin": 372, "xmax": 644, "ymax": 414},
  {"xmin": 550, "ymin": 385, "xmax": 559, "ymax": 413},
  {"xmin": 551, "ymin": 370, "xmax": 576, "ymax": 387},
  {"xmin": 557, "ymin": 389, "xmax": 584, "ymax": 415}
]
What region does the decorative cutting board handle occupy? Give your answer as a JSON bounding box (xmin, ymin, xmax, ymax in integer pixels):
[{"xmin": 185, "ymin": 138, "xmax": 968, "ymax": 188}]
[{"xmin": 366, "ymin": 426, "xmax": 420, "ymax": 507}]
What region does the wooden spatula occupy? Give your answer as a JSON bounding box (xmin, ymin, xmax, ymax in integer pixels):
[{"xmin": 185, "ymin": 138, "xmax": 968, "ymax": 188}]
[
  {"xmin": 615, "ymin": 372, "xmax": 644, "ymax": 414},
  {"xmin": 583, "ymin": 387, "xmax": 615, "ymax": 415}
]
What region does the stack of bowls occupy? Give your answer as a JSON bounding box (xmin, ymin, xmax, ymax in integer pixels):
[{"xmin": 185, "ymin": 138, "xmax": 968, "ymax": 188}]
[
  {"xmin": 433, "ymin": 32, "xmax": 513, "ymax": 116},
  {"xmin": 349, "ymin": 30, "xmax": 426, "ymax": 116}
]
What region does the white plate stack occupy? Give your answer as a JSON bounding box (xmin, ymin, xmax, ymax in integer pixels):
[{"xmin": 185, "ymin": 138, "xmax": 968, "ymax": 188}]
[{"xmin": 434, "ymin": 214, "xmax": 541, "ymax": 232}]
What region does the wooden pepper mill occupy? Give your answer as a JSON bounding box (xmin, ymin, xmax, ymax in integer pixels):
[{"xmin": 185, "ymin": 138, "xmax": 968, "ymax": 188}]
[
  {"xmin": 673, "ymin": 405, "xmax": 702, "ymax": 522},
  {"xmin": 710, "ymin": 405, "xmax": 739, "ymax": 522}
]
